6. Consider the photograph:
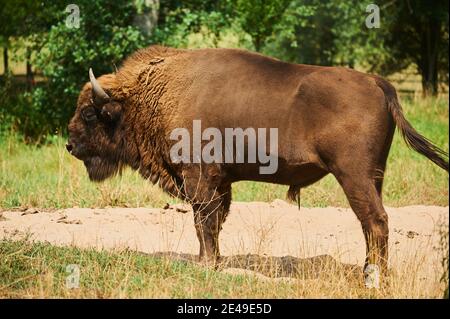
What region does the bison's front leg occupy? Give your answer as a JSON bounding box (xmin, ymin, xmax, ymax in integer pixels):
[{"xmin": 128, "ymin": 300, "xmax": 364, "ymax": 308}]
[
  {"xmin": 192, "ymin": 190, "xmax": 230, "ymax": 264},
  {"xmin": 181, "ymin": 165, "xmax": 231, "ymax": 265}
]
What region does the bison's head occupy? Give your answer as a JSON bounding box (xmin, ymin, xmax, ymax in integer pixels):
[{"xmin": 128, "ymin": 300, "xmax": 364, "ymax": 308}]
[{"xmin": 67, "ymin": 69, "xmax": 127, "ymax": 182}]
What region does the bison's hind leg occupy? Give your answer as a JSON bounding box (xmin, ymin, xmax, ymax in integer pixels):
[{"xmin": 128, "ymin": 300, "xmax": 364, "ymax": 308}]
[
  {"xmin": 340, "ymin": 175, "xmax": 388, "ymax": 272},
  {"xmin": 329, "ymin": 158, "xmax": 390, "ymax": 276},
  {"xmin": 324, "ymin": 109, "xmax": 394, "ymax": 276},
  {"xmin": 375, "ymin": 132, "xmax": 395, "ymax": 200}
]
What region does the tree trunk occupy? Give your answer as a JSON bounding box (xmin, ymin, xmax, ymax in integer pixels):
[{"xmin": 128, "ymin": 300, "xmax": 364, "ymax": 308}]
[
  {"xmin": 254, "ymin": 35, "xmax": 262, "ymax": 52},
  {"xmin": 133, "ymin": 0, "xmax": 159, "ymax": 36},
  {"xmin": 26, "ymin": 48, "xmax": 34, "ymax": 90},
  {"xmin": 419, "ymin": 15, "xmax": 440, "ymax": 96},
  {"xmin": 3, "ymin": 46, "xmax": 8, "ymax": 74}
]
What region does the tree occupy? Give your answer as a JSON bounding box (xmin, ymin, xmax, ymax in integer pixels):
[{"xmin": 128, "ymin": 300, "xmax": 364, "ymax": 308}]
[
  {"xmin": 134, "ymin": 0, "xmax": 160, "ymax": 36},
  {"xmin": 0, "ymin": 0, "xmax": 61, "ymax": 85},
  {"xmin": 153, "ymin": 1, "xmax": 234, "ymax": 48},
  {"xmin": 369, "ymin": 0, "xmax": 449, "ymax": 96},
  {"xmin": 264, "ymin": 0, "xmax": 336, "ymax": 65},
  {"xmin": 264, "ymin": 0, "xmax": 448, "ymax": 96},
  {"xmin": 233, "ymin": 0, "xmax": 291, "ymax": 52},
  {"xmin": 31, "ymin": 1, "xmax": 146, "ymax": 137},
  {"xmin": 263, "ymin": 0, "xmax": 371, "ymax": 67},
  {"xmin": 0, "ymin": 0, "xmax": 146, "ymax": 139},
  {"xmin": 1, "ymin": 37, "xmax": 8, "ymax": 73}
]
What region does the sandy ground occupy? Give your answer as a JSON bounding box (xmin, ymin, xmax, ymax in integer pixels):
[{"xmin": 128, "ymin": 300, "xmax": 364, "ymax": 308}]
[{"xmin": 0, "ymin": 201, "xmax": 448, "ymax": 278}]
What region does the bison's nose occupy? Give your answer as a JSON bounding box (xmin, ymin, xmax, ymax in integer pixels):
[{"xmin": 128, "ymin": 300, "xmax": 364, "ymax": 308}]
[{"xmin": 66, "ymin": 143, "xmax": 73, "ymax": 153}]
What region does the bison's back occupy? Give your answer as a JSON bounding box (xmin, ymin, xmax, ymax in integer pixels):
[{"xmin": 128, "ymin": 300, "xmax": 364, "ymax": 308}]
[{"xmin": 166, "ymin": 48, "xmax": 323, "ymax": 129}]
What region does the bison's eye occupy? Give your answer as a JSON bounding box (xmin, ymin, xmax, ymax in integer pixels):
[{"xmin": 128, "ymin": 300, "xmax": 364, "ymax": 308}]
[{"xmin": 81, "ymin": 106, "xmax": 97, "ymax": 123}]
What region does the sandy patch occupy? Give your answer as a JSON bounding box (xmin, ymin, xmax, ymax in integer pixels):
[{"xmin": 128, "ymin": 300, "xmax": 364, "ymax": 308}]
[{"xmin": 0, "ymin": 201, "xmax": 447, "ymax": 278}]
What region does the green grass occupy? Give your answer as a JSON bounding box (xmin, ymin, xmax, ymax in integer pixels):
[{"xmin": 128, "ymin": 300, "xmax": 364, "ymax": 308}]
[
  {"xmin": 0, "ymin": 239, "xmax": 266, "ymax": 298},
  {"xmin": 0, "ymin": 97, "xmax": 448, "ymax": 209},
  {"xmin": 0, "ymin": 239, "xmax": 326, "ymax": 298},
  {"xmin": 0, "ymin": 239, "xmax": 446, "ymax": 298}
]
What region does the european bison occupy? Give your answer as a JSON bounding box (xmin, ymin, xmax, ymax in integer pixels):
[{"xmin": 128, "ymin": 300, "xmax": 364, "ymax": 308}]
[{"xmin": 67, "ymin": 46, "xmax": 448, "ymax": 274}]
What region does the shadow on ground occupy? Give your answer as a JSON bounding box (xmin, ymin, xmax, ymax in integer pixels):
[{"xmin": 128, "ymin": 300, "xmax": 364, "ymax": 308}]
[{"xmin": 147, "ymin": 252, "xmax": 363, "ymax": 280}]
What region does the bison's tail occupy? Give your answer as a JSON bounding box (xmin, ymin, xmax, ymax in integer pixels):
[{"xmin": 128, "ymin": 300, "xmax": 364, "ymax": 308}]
[{"xmin": 376, "ymin": 78, "xmax": 449, "ymax": 172}]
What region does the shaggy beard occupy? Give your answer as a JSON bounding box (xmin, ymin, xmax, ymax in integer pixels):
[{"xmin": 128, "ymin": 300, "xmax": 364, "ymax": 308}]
[{"xmin": 84, "ymin": 156, "xmax": 120, "ymax": 182}]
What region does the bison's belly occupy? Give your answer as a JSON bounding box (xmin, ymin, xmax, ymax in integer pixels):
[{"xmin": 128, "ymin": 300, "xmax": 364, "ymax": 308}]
[{"xmin": 225, "ymin": 161, "xmax": 328, "ymax": 186}]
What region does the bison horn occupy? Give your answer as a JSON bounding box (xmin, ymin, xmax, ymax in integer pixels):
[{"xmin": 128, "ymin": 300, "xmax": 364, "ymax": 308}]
[
  {"xmin": 150, "ymin": 173, "xmax": 159, "ymax": 184},
  {"xmin": 89, "ymin": 68, "xmax": 110, "ymax": 105}
]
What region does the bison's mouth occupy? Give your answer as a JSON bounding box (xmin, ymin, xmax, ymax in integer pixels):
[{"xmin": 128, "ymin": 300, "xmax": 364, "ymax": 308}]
[{"xmin": 84, "ymin": 156, "xmax": 120, "ymax": 182}]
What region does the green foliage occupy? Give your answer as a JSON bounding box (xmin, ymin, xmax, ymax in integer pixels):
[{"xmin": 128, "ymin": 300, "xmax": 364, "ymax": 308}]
[
  {"xmin": 232, "ymin": 0, "xmax": 291, "ymax": 51},
  {"xmin": 0, "ymin": 1, "xmax": 147, "ymax": 139},
  {"xmin": 0, "ymin": 74, "xmax": 15, "ymax": 134},
  {"xmin": 153, "ymin": 7, "xmax": 233, "ymax": 48},
  {"xmin": 365, "ymin": 0, "xmax": 449, "ymax": 95},
  {"xmin": 0, "ymin": 0, "xmax": 59, "ymax": 38},
  {"xmin": 32, "ymin": 1, "xmax": 146, "ymax": 138},
  {"xmin": 263, "ymin": 1, "xmax": 378, "ymax": 66}
]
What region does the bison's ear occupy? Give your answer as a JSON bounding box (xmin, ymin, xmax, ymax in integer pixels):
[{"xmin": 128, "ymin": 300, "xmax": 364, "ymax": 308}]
[{"xmin": 101, "ymin": 102, "xmax": 122, "ymax": 122}]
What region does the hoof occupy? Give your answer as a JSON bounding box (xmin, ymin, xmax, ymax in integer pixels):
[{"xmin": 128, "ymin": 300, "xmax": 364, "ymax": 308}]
[{"xmin": 198, "ymin": 255, "xmax": 220, "ymax": 269}]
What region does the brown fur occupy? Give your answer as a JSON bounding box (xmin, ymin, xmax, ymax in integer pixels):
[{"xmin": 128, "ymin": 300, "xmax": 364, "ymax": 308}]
[{"xmin": 68, "ymin": 46, "xmax": 448, "ymax": 272}]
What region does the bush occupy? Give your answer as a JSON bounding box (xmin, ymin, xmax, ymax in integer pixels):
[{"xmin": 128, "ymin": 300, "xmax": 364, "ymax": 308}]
[{"xmin": 1, "ymin": 1, "xmax": 148, "ymax": 140}]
